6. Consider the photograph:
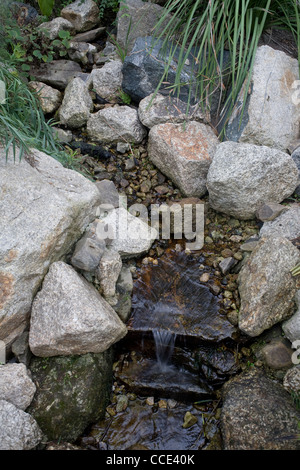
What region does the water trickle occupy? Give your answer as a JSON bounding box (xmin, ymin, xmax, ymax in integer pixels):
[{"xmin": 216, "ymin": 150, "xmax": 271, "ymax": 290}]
[{"xmin": 153, "ymin": 328, "xmax": 176, "ymax": 371}]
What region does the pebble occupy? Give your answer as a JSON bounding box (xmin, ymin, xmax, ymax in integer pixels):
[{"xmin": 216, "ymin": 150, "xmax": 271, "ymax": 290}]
[
  {"xmin": 116, "ymin": 395, "xmax": 129, "ymax": 413},
  {"xmin": 146, "ymin": 397, "xmax": 155, "ymax": 406},
  {"xmin": 200, "ymin": 272, "xmax": 210, "ymax": 282},
  {"xmin": 158, "ymin": 399, "xmax": 167, "ymax": 409},
  {"xmin": 167, "ymin": 399, "xmax": 177, "ymax": 409},
  {"xmin": 182, "ymin": 411, "xmax": 198, "ymax": 429}
]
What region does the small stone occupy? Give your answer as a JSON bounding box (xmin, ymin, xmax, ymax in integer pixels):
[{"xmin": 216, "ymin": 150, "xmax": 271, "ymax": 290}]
[
  {"xmin": 182, "ymin": 411, "xmax": 198, "ymax": 429},
  {"xmin": 221, "ymin": 249, "xmax": 233, "ymax": 258},
  {"xmin": 230, "ymin": 235, "xmax": 243, "ymax": 243},
  {"xmin": 240, "ymin": 237, "xmax": 260, "ymax": 252},
  {"xmin": 256, "ymin": 203, "xmax": 287, "ymax": 222},
  {"xmin": 200, "ymin": 273, "xmax": 210, "ymax": 283},
  {"xmin": 158, "ymin": 399, "xmax": 167, "ymax": 409},
  {"xmin": 106, "ymin": 405, "xmax": 116, "ymax": 417},
  {"xmin": 219, "ymin": 257, "xmax": 237, "ymax": 275},
  {"xmin": 125, "ymin": 158, "xmax": 136, "ymax": 170},
  {"xmin": 140, "ymin": 180, "xmax": 151, "ymax": 193},
  {"xmin": 233, "ymin": 252, "xmax": 243, "ymax": 261},
  {"xmin": 117, "ymin": 142, "xmax": 131, "ymax": 154},
  {"xmin": 205, "ymin": 236, "xmax": 214, "ymax": 244},
  {"xmin": 155, "ymin": 185, "xmax": 169, "ymax": 195},
  {"xmin": 146, "ymin": 397, "xmax": 154, "ymax": 406},
  {"xmin": 227, "ymin": 310, "xmax": 239, "ymax": 326},
  {"xmin": 116, "ymin": 395, "xmax": 129, "ymax": 413},
  {"xmin": 167, "ymin": 399, "xmax": 177, "ymax": 409}
]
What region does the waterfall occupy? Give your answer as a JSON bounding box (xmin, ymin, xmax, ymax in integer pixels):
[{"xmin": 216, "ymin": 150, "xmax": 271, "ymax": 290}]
[{"xmin": 153, "ymin": 328, "xmax": 176, "ymax": 371}]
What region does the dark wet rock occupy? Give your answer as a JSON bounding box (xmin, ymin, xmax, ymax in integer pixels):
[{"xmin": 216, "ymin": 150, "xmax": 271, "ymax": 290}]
[
  {"xmin": 196, "ymin": 346, "xmax": 240, "ymax": 386},
  {"xmin": 87, "ymin": 398, "xmax": 208, "ymax": 450},
  {"xmin": 130, "ymin": 246, "xmax": 236, "ymax": 342},
  {"xmin": 122, "ymin": 37, "xmax": 199, "ymax": 104},
  {"xmin": 114, "ymin": 354, "xmax": 212, "ymax": 401},
  {"xmin": 28, "ymin": 350, "xmax": 113, "ymax": 442},
  {"xmin": 68, "ymin": 141, "xmax": 112, "ymax": 160},
  {"xmin": 221, "ymin": 367, "xmax": 300, "ymax": 450}
]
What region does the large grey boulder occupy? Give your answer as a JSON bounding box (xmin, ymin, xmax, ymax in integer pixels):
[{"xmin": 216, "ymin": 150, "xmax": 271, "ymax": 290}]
[
  {"xmin": 0, "ymin": 400, "xmax": 43, "ymax": 450},
  {"xmin": 148, "ymin": 121, "xmax": 219, "ymax": 197},
  {"xmin": 28, "ymin": 350, "xmax": 113, "ymax": 442},
  {"xmin": 61, "ymin": 0, "xmax": 100, "ymax": 32},
  {"xmin": 116, "ymin": 0, "xmax": 171, "ymax": 52},
  {"xmin": 28, "ymin": 81, "xmax": 62, "ymax": 114},
  {"xmin": 225, "ymin": 45, "xmax": 300, "ymax": 152},
  {"xmin": 207, "ymin": 141, "xmax": 298, "ymax": 219},
  {"xmin": 238, "ymin": 236, "xmax": 300, "ymax": 337},
  {"xmin": 37, "ymin": 17, "xmax": 75, "ymax": 40},
  {"xmin": 0, "ymin": 363, "xmax": 36, "ymax": 410},
  {"xmin": 282, "ymin": 291, "xmax": 300, "ymax": 344},
  {"xmin": 59, "ymin": 77, "xmax": 93, "ymax": 128},
  {"xmin": 88, "ymin": 60, "xmax": 123, "ymax": 100},
  {"xmin": 29, "ymin": 261, "xmax": 127, "ymax": 357},
  {"xmin": 87, "ymin": 105, "xmax": 147, "ymax": 144},
  {"xmin": 138, "ymin": 93, "xmax": 209, "ymax": 129},
  {"xmin": 221, "ymin": 368, "xmax": 300, "ymax": 450},
  {"xmin": 0, "ymin": 147, "xmax": 100, "ymax": 347},
  {"xmin": 259, "ymin": 205, "xmax": 300, "ymax": 241},
  {"xmin": 122, "ymin": 36, "xmax": 198, "ymax": 104},
  {"xmin": 97, "ymin": 207, "xmax": 158, "ymax": 258},
  {"xmin": 30, "ymin": 60, "xmax": 82, "ymax": 90}
]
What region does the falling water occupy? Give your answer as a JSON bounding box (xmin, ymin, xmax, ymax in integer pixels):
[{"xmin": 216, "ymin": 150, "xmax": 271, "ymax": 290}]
[{"xmin": 153, "ymin": 328, "xmax": 176, "ymax": 371}]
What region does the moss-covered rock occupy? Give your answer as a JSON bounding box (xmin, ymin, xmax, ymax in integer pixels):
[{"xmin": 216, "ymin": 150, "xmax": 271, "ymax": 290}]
[{"xmin": 28, "ymin": 349, "xmax": 113, "ymax": 442}]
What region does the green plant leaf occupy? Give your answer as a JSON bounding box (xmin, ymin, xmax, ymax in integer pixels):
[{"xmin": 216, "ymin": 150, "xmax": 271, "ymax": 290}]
[{"xmin": 37, "ymin": 0, "xmax": 55, "ymax": 17}]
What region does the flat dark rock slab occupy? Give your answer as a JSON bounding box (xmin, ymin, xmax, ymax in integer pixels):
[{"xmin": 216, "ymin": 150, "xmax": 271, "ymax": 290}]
[
  {"xmin": 115, "ymin": 355, "xmax": 212, "ymax": 401},
  {"xmin": 130, "ymin": 247, "xmax": 236, "ymax": 342}
]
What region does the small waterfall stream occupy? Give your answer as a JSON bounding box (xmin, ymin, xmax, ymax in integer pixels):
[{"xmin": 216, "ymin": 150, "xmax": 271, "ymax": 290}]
[{"xmin": 153, "ymin": 328, "xmax": 177, "ymax": 371}]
